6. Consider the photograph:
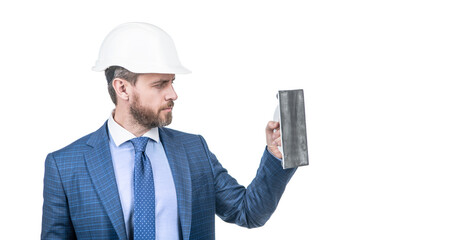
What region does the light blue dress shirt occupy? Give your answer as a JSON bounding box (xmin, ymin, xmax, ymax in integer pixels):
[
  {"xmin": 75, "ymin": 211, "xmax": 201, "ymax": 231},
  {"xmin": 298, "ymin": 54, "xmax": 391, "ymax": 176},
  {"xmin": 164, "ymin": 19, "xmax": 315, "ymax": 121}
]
[{"xmin": 107, "ymin": 115, "xmax": 180, "ymax": 240}]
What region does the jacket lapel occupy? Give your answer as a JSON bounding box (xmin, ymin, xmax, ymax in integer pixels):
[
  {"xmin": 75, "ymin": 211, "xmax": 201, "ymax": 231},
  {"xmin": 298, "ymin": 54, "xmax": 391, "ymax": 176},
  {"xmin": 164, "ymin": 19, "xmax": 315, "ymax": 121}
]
[
  {"xmin": 159, "ymin": 128, "xmax": 192, "ymax": 240},
  {"xmin": 84, "ymin": 122, "xmax": 127, "ymax": 240}
]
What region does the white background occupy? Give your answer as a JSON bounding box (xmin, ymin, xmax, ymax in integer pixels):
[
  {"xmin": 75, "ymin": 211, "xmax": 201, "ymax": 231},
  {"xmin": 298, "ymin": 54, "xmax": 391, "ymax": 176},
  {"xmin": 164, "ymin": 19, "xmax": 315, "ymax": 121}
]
[{"xmin": 1, "ymin": 0, "xmax": 470, "ymax": 239}]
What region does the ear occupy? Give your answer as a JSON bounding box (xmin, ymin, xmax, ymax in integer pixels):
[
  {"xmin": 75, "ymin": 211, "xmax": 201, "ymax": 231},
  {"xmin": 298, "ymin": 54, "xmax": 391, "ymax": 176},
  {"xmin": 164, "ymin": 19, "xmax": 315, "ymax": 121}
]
[{"xmin": 112, "ymin": 78, "xmax": 130, "ymax": 102}]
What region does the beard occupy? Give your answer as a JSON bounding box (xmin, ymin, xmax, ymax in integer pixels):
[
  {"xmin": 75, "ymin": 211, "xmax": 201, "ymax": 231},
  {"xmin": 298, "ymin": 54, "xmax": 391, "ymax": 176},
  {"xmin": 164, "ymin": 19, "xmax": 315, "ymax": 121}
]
[{"xmin": 129, "ymin": 93, "xmax": 174, "ymax": 129}]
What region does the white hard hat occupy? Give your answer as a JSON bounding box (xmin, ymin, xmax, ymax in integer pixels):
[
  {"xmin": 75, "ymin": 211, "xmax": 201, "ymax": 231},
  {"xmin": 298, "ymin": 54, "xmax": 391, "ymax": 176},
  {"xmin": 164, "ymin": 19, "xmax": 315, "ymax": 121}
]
[{"xmin": 92, "ymin": 22, "xmax": 191, "ymax": 74}]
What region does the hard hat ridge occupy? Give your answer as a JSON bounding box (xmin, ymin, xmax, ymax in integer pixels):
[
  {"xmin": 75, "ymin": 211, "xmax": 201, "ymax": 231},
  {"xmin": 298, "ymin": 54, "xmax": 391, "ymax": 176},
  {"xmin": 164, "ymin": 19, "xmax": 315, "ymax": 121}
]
[{"xmin": 92, "ymin": 22, "xmax": 191, "ymax": 74}]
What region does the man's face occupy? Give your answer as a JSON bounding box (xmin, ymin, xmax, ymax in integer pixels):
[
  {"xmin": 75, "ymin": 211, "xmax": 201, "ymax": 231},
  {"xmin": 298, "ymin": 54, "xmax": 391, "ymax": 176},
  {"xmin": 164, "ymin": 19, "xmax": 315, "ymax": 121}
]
[{"xmin": 129, "ymin": 73, "xmax": 177, "ymax": 129}]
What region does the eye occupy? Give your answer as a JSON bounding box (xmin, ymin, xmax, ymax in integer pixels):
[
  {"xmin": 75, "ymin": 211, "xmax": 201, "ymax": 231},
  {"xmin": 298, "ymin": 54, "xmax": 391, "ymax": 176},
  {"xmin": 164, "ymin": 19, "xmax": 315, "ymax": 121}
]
[{"xmin": 153, "ymin": 81, "xmax": 167, "ymax": 88}]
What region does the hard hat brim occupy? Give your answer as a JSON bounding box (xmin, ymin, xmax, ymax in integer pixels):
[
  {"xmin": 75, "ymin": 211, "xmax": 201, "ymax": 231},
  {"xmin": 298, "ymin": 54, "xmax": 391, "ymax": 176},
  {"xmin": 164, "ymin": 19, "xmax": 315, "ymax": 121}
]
[{"xmin": 92, "ymin": 62, "xmax": 191, "ymax": 74}]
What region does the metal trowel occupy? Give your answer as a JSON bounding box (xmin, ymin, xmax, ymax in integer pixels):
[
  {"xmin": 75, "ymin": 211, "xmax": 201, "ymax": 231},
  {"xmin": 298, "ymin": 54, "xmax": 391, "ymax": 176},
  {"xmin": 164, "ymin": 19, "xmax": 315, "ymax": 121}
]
[{"xmin": 273, "ymin": 89, "xmax": 309, "ymax": 169}]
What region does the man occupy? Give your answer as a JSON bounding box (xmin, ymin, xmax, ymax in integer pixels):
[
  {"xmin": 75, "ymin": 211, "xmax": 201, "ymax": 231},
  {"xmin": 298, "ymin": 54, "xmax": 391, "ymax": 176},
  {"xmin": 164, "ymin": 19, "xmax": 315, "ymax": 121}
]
[{"xmin": 41, "ymin": 22, "xmax": 296, "ymax": 240}]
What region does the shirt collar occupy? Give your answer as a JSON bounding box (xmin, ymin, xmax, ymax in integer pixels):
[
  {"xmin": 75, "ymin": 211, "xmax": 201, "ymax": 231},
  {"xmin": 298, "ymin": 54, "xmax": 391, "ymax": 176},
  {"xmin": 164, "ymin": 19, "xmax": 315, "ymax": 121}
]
[{"xmin": 107, "ymin": 113, "xmax": 160, "ymax": 147}]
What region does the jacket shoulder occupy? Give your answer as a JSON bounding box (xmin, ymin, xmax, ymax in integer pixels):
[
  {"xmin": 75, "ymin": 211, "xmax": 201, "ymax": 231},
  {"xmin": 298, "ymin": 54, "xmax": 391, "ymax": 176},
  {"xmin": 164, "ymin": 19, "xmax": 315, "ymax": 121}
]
[
  {"xmin": 49, "ymin": 123, "xmax": 108, "ymax": 159},
  {"xmin": 159, "ymin": 127, "xmax": 201, "ymax": 141},
  {"xmin": 159, "ymin": 127, "xmax": 212, "ymax": 153},
  {"xmin": 49, "ymin": 132, "xmax": 94, "ymax": 158}
]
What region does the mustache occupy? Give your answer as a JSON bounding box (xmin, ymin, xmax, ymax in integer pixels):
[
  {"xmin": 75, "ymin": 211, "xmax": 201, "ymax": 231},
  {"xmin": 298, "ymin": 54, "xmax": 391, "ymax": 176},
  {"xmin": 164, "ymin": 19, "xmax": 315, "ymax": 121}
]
[{"xmin": 161, "ymin": 101, "xmax": 174, "ymax": 110}]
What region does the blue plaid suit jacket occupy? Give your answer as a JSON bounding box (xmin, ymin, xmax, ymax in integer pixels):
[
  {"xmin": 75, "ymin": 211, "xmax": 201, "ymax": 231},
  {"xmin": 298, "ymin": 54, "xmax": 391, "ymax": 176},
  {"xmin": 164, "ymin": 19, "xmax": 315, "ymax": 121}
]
[{"xmin": 42, "ymin": 122, "xmax": 296, "ymax": 239}]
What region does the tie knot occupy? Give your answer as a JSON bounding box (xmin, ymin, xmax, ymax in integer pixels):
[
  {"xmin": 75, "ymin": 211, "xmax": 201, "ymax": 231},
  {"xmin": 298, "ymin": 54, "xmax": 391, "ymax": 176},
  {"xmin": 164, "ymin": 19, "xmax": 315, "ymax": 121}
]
[{"xmin": 130, "ymin": 137, "xmax": 150, "ymax": 153}]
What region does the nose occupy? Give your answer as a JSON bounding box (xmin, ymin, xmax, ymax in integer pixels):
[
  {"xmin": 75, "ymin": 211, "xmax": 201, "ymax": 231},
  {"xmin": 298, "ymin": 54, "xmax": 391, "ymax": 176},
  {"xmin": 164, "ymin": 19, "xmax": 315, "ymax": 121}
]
[{"xmin": 166, "ymin": 84, "xmax": 178, "ymax": 101}]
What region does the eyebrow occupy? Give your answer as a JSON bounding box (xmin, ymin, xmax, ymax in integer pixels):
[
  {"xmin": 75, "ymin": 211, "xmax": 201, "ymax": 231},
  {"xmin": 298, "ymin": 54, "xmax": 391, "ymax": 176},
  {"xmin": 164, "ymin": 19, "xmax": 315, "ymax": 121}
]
[{"xmin": 151, "ymin": 77, "xmax": 176, "ymax": 85}]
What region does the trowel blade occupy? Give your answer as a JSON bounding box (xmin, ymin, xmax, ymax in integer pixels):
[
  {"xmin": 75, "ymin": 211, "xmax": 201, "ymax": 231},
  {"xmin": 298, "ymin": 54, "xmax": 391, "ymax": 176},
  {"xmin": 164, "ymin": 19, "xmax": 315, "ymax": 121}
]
[{"xmin": 278, "ymin": 89, "xmax": 309, "ymax": 169}]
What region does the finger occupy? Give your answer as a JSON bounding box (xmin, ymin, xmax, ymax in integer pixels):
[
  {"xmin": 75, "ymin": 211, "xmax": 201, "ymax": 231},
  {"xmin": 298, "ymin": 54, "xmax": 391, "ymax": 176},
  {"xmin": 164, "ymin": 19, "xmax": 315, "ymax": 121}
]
[
  {"xmin": 272, "ymin": 129, "xmax": 280, "ymax": 139},
  {"xmin": 267, "ymin": 146, "xmax": 283, "ymax": 159},
  {"xmin": 266, "ymin": 121, "xmax": 280, "ymax": 131},
  {"xmin": 272, "ymin": 137, "xmax": 282, "ymax": 147}
]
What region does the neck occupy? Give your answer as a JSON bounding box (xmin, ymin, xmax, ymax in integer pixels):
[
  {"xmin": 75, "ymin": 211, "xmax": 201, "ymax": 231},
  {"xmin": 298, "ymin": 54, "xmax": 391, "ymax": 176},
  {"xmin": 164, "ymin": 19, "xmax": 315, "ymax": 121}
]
[{"xmin": 113, "ymin": 107, "xmax": 150, "ymax": 137}]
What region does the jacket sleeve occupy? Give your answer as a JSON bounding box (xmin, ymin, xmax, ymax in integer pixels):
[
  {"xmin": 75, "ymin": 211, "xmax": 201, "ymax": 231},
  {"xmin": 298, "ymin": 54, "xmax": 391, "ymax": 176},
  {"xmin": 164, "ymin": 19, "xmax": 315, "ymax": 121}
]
[
  {"xmin": 199, "ymin": 136, "xmax": 297, "ymax": 228},
  {"xmin": 41, "ymin": 153, "xmax": 77, "ymax": 239}
]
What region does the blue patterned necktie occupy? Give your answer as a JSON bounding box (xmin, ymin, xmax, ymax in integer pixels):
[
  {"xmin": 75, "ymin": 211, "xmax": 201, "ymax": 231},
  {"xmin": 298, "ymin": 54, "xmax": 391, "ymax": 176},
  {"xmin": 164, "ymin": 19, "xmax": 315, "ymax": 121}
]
[{"xmin": 130, "ymin": 137, "xmax": 155, "ymax": 240}]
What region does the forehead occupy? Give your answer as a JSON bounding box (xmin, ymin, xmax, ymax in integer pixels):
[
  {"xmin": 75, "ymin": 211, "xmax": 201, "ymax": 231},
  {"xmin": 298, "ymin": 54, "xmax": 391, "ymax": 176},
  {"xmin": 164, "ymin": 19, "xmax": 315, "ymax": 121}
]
[{"xmin": 137, "ymin": 73, "xmax": 175, "ymax": 83}]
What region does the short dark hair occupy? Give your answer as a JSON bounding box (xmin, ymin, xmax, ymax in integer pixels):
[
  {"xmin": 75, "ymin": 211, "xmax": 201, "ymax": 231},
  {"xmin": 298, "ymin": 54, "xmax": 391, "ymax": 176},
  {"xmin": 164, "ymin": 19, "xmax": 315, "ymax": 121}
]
[{"xmin": 105, "ymin": 66, "xmax": 139, "ymax": 105}]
